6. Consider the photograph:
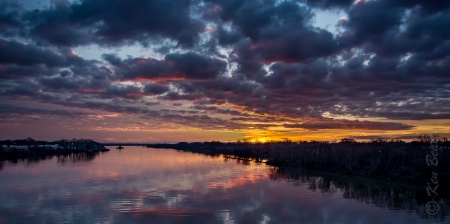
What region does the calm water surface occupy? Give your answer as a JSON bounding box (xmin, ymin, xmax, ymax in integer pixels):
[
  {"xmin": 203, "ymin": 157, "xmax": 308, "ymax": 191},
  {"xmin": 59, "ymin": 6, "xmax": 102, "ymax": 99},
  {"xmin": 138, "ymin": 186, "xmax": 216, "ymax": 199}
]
[{"xmin": 0, "ymin": 146, "xmax": 448, "ymax": 224}]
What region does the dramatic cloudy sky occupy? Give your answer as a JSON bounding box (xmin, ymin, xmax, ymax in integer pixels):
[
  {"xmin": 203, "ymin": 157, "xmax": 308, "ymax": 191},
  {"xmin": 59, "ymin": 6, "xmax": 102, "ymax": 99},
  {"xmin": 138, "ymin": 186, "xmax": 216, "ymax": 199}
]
[{"xmin": 1, "ymin": 0, "xmax": 449, "ymax": 142}]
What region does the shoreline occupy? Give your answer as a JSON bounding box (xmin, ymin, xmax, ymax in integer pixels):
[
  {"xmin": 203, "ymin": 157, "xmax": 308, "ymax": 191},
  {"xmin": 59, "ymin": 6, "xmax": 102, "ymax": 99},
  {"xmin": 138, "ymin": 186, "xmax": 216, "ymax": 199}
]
[
  {"xmin": 0, "ymin": 139, "xmax": 109, "ymax": 161},
  {"xmin": 147, "ymin": 139, "xmax": 450, "ymax": 186}
]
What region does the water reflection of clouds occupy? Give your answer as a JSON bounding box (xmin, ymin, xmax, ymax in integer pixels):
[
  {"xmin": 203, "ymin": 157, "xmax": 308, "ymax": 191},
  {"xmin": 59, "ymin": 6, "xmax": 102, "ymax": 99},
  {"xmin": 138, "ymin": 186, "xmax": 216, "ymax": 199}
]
[
  {"xmin": 0, "ymin": 147, "xmax": 445, "ymax": 223},
  {"xmin": 103, "ymin": 175, "xmax": 432, "ymax": 224}
]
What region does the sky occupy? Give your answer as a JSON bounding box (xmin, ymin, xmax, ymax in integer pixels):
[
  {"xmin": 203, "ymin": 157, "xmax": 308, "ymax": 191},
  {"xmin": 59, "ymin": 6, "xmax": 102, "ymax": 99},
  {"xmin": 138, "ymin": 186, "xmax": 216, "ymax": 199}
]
[{"xmin": 1, "ymin": 0, "xmax": 449, "ymax": 143}]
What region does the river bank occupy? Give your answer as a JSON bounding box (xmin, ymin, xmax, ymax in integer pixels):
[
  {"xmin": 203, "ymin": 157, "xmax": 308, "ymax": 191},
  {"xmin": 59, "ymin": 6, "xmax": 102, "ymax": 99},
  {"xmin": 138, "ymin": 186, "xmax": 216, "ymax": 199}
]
[{"xmin": 147, "ymin": 137, "xmax": 450, "ymax": 186}]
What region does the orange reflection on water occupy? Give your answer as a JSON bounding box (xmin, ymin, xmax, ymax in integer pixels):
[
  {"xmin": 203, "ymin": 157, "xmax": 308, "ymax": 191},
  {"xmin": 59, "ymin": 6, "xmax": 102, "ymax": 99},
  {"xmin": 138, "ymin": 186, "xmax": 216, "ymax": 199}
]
[{"xmin": 86, "ymin": 147, "xmax": 269, "ymax": 188}]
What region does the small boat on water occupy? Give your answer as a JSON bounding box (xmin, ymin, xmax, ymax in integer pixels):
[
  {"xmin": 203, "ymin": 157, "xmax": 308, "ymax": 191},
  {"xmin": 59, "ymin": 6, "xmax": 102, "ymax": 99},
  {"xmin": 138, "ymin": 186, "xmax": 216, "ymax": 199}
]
[{"xmin": 116, "ymin": 145, "xmax": 124, "ymax": 149}]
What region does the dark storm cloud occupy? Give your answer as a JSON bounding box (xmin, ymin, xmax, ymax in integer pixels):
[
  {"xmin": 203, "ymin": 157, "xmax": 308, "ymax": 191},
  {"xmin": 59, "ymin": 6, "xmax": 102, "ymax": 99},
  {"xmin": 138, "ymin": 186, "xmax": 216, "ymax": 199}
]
[
  {"xmin": 376, "ymin": 112, "xmax": 450, "ymax": 120},
  {"xmin": 0, "ymin": 39, "xmax": 65, "ymax": 67},
  {"xmin": 22, "ymin": 0, "xmax": 204, "ymax": 47},
  {"xmin": 0, "ymin": 65, "xmax": 57, "ymax": 80},
  {"xmin": 0, "ymin": 39, "xmax": 108, "ymax": 85},
  {"xmin": 284, "ymin": 120, "xmax": 414, "ymax": 131},
  {"xmin": 104, "ymin": 52, "xmax": 227, "ymax": 81},
  {"xmin": 0, "ymin": 104, "xmax": 91, "ymax": 117},
  {"xmin": 0, "ymin": 78, "xmax": 247, "ymax": 130},
  {"xmin": 142, "ymin": 112, "xmax": 249, "ymax": 130},
  {"xmin": 408, "ymin": 11, "xmax": 450, "ymax": 35},
  {"xmin": 143, "ymin": 83, "xmax": 170, "ymax": 95},
  {"xmin": 40, "ymin": 76, "xmax": 82, "ymax": 90},
  {"xmin": 0, "ymin": 79, "xmax": 41, "ymax": 97},
  {"xmin": 92, "ymin": 82, "xmax": 168, "ymax": 99},
  {"xmin": 73, "ymin": 0, "xmax": 203, "ymax": 46},
  {"xmin": 1, "ymin": 0, "xmax": 450, "ymax": 133},
  {"xmin": 61, "ymin": 98, "xmax": 253, "ymax": 130},
  {"xmin": 210, "ymin": 0, "xmax": 339, "ymax": 63},
  {"xmin": 301, "ymin": 0, "xmax": 354, "ymax": 9},
  {"xmin": 216, "ymin": 0, "xmax": 313, "ymax": 41},
  {"xmin": 216, "ymin": 26, "xmax": 242, "ymax": 46},
  {"xmin": 166, "ymin": 53, "xmax": 227, "ymax": 79},
  {"xmin": 338, "ymin": 0, "xmax": 404, "ymax": 47},
  {"xmin": 338, "ymin": 2, "xmax": 450, "ymax": 59},
  {"xmin": 24, "ymin": 0, "xmax": 94, "ymax": 47},
  {"xmin": 253, "ymin": 29, "xmax": 338, "ymax": 63},
  {"xmin": 40, "ymin": 64, "xmax": 112, "ymax": 93},
  {"xmin": 387, "ymin": 0, "xmax": 450, "ymax": 15},
  {"xmin": 0, "ymin": 2, "xmax": 23, "ymax": 36}
]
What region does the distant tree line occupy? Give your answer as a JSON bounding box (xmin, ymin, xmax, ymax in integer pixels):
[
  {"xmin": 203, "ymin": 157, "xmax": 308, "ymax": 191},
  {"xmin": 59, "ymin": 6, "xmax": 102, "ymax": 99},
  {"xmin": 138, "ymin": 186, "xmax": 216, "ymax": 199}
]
[
  {"xmin": 148, "ymin": 135, "xmax": 450, "ymax": 185},
  {"xmin": 0, "ymin": 138, "xmax": 108, "ymax": 160}
]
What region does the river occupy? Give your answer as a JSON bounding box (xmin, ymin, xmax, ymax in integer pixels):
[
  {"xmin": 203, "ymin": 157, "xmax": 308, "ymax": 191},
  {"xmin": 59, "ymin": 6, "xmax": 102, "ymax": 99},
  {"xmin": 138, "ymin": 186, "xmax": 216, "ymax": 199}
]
[{"xmin": 0, "ymin": 146, "xmax": 448, "ymax": 223}]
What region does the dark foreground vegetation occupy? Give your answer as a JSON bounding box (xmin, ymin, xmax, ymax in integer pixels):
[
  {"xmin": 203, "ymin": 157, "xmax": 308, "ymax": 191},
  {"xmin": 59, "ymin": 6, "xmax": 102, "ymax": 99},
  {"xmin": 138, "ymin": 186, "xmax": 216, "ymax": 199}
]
[
  {"xmin": 0, "ymin": 138, "xmax": 109, "ymax": 161},
  {"xmin": 148, "ymin": 135, "xmax": 450, "ymax": 185}
]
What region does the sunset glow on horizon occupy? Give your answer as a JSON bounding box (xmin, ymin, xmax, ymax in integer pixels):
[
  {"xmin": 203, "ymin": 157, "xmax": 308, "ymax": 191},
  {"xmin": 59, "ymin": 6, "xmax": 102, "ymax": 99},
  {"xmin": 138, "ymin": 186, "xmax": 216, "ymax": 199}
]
[{"xmin": 1, "ymin": 0, "xmax": 449, "ymax": 143}]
